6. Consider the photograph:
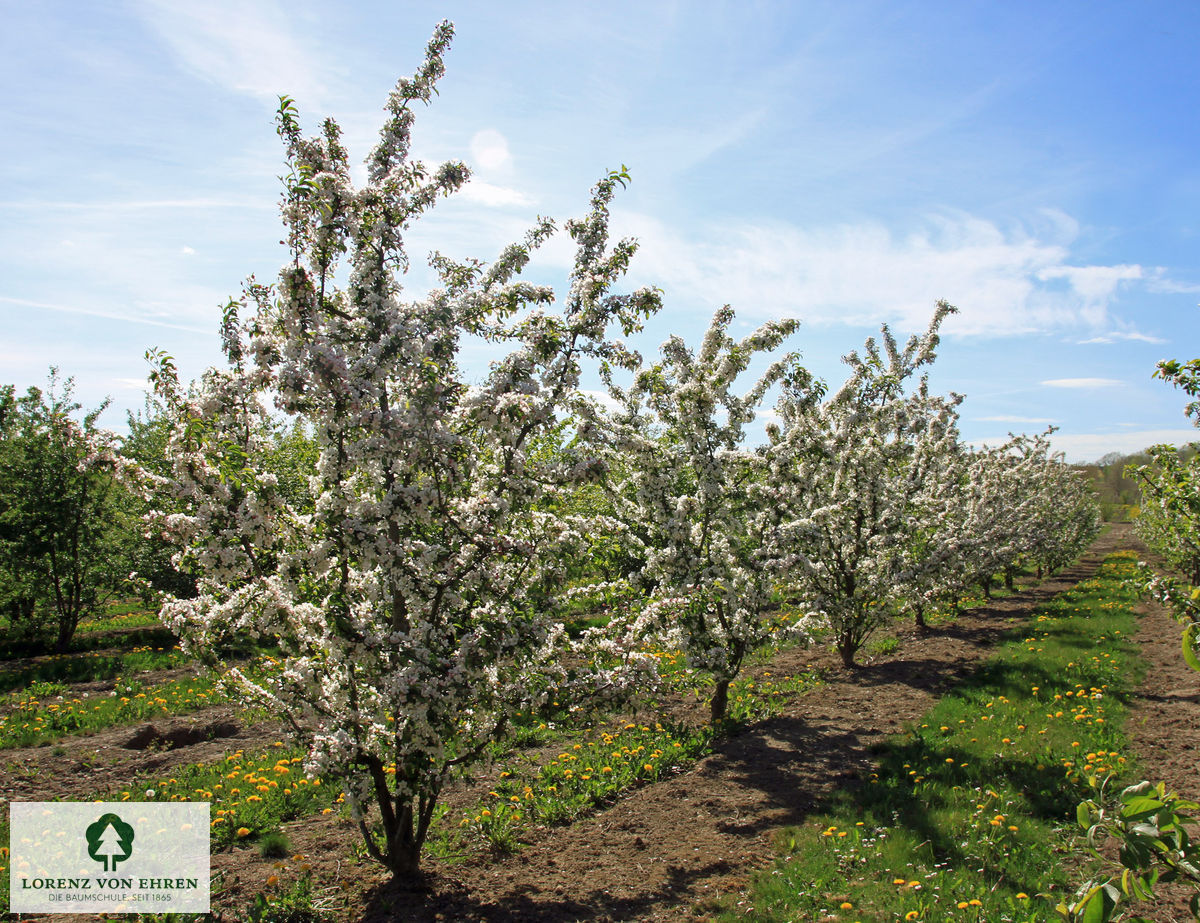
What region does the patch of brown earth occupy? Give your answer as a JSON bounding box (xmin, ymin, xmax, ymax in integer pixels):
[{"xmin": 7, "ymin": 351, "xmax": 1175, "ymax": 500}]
[
  {"xmin": 1116, "ymin": 534, "xmax": 1200, "ymax": 923},
  {"xmin": 0, "ymin": 706, "xmax": 289, "ymax": 805},
  {"xmin": 16, "ymin": 525, "xmax": 1195, "ymax": 923},
  {"xmin": 333, "ymin": 527, "xmax": 1132, "ymax": 923}
]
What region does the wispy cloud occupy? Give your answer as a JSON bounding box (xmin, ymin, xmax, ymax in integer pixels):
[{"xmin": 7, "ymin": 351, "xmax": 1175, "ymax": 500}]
[
  {"xmin": 0, "ymin": 296, "xmax": 212, "ymax": 334},
  {"xmin": 617, "ymin": 209, "xmax": 1154, "ymax": 337},
  {"xmin": 1040, "ymin": 377, "xmax": 1123, "ymax": 388},
  {"xmin": 457, "ymin": 181, "xmax": 533, "ymax": 208},
  {"xmin": 1077, "ymin": 331, "xmax": 1167, "ymax": 345},
  {"xmin": 135, "ymin": 0, "xmax": 334, "ymax": 105}
]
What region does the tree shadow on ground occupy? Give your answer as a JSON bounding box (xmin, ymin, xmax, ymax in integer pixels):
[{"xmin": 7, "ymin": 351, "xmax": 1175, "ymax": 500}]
[{"xmin": 360, "ymin": 856, "xmax": 745, "ymax": 922}]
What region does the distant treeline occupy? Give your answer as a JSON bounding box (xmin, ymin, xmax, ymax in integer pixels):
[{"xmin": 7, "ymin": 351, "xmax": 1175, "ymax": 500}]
[{"xmin": 1076, "ymin": 445, "xmax": 1199, "ymax": 522}]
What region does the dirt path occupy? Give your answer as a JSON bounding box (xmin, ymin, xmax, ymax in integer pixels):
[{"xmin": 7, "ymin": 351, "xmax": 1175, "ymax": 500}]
[
  {"xmin": 1118, "ymin": 533, "xmax": 1200, "ymax": 923},
  {"xmin": 0, "ymin": 705, "xmax": 289, "ymax": 805},
  {"xmin": 343, "ymin": 527, "xmax": 1134, "ymax": 922},
  {"xmin": 9, "ymin": 526, "xmax": 1180, "ymax": 922}
]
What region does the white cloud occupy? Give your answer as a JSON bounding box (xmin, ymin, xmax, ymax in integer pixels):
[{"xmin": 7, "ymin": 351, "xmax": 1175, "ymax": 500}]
[
  {"xmin": 113, "ymin": 377, "xmax": 151, "ymax": 390},
  {"xmin": 1145, "ymin": 272, "xmax": 1200, "ymax": 295},
  {"xmin": 1077, "ymin": 331, "xmax": 1166, "ymax": 345},
  {"xmin": 1040, "ymin": 377, "xmax": 1123, "ymax": 389},
  {"xmin": 1037, "ymin": 264, "xmax": 1142, "ymax": 300},
  {"xmin": 616, "ymin": 209, "xmax": 1152, "ymax": 337},
  {"xmin": 469, "ymin": 130, "xmax": 512, "ymax": 172},
  {"xmin": 457, "ymin": 181, "xmax": 532, "ymax": 208},
  {"xmin": 135, "ymin": 0, "xmax": 333, "ymax": 105},
  {"xmin": 1045, "ymin": 429, "xmax": 1200, "ymax": 464},
  {"xmin": 578, "ymin": 389, "xmax": 622, "ymax": 414}
]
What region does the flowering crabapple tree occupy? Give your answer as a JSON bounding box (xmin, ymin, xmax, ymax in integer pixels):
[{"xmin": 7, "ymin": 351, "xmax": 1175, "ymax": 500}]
[
  {"xmin": 1017, "ymin": 435, "xmax": 1101, "ymax": 579},
  {"xmin": 145, "ymin": 22, "xmax": 662, "ymax": 880},
  {"xmin": 1064, "ymin": 364, "xmax": 1199, "ymax": 923},
  {"xmin": 910, "ymin": 431, "xmax": 1097, "ymax": 615},
  {"xmin": 584, "ymin": 307, "xmax": 817, "ymax": 723},
  {"xmin": 768, "ymin": 302, "xmax": 962, "ymax": 667},
  {"xmin": 891, "ymin": 422, "xmax": 970, "ymax": 631}
]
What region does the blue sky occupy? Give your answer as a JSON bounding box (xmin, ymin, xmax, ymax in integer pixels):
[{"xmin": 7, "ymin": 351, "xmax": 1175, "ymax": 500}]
[{"xmin": 3, "ymin": 0, "xmax": 1198, "ymax": 462}]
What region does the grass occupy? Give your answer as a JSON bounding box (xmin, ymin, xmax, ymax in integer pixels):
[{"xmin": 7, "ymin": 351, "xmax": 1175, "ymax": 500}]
[
  {"xmin": 0, "ymin": 669, "xmax": 230, "ymax": 748},
  {"xmin": 0, "ymin": 641, "xmax": 187, "ymax": 695},
  {"xmin": 0, "ymin": 558, "xmax": 1115, "ymax": 919},
  {"xmin": 441, "ymin": 666, "xmax": 823, "ymax": 857},
  {"xmin": 712, "ymin": 550, "xmax": 1143, "ymax": 923},
  {"xmin": 77, "ymin": 598, "xmax": 169, "ymax": 633}
]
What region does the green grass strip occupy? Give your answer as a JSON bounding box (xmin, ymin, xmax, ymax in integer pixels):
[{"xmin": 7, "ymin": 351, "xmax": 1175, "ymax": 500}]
[
  {"xmin": 441, "ymin": 668, "xmax": 822, "ymax": 857},
  {"xmin": 0, "ymin": 643, "xmax": 188, "ymax": 696},
  {"xmin": 714, "ymin": 551, "xmax": 1143, "ymax": 923},
  {"xmin": 0, "ymin": 670, "xmax": 231, "ymax": 748}
]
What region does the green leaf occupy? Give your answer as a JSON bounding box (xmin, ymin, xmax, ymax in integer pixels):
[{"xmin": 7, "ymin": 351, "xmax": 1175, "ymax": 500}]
[
  {"xmin": 1121, "ymin": 795, "xmax": 1167, "ymax": 820},
  {"xmin": 1182, "ymin": 622, "xmax": 1200, "ymax": 673}
]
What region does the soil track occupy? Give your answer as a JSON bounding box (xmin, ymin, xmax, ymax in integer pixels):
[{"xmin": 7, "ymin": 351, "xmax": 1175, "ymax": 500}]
[
  {"xmin": 1119, "ymin": 535, "xmax": 1200, "ymax": 923},
  {"xmin": 9, "ymin": 524, "xmax": 1199, "ymax": 922},
  {"xmin": 343, "ymin": 526, "xmax": 1136, "ymax": 922}
]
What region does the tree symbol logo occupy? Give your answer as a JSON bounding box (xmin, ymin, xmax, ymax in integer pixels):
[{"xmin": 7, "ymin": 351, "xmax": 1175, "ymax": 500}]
[{"xmin": 85, "ymin": 813, "xmax": 135, "ymax": 872}]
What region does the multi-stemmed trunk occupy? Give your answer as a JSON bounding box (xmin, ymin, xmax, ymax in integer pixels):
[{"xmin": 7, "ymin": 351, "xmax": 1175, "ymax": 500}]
[{"xmin": 710, "ymin": 679, "xmax": 730, "ymax": 724}]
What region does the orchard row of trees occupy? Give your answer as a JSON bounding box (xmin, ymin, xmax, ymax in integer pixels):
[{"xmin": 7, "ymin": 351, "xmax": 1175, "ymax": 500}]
[
  {"xmin": 0, "ymin": 374, "xmax": 313, "ymax": 652},
  {"xmin": 113, "ymin": 23, "xmax": 1100, "ymax": 879},
  {"xmin": 1064, "ymin": 365, "xmax": 1200, "ymax": 923},
  {"xmin": 0, "ymin": 376, "xmax": 184, "ymax": 652},
  {"xmin": 1131, "ymin": 360, "xmax": 1200, "ymax": 662}
]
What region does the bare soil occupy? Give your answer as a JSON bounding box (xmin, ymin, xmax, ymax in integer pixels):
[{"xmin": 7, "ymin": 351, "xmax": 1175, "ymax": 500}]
[
  {"xmin": 1118, "ymin": 534, "xmax": 1200, "ymax": 923},
  {"xmin": 341, "ymin": 526, "xmax": 1140, "ymax": 922},
  {"xmin": 8, "ymin": 524, "xmax": 1200, "ymax": 923}
]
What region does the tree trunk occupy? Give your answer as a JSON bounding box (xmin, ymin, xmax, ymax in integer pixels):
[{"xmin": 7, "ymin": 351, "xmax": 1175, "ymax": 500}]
[
  {"xmin": 1004, "ymin": 568, "xmax": 1014, "ymax": 591},
  {"xmin": 380, "ymin": 805, "xmax": 426, "ymax": 883},
  {"xmin": 837, "ymin": 639, "xmax": 857, "ymax": 669},
  {"xmin": 385, "ymin": 841, "xmax": 423, "ymax": 881},
  {"xmin": 710, "ymin": 679, "xmax": 730, "ymax": 724},
  {"xmin": 914, "ymin": 604, "xmax": 927, "ymax": 632},
  {"xmin": 54, "ymin": 611, "xmax": 77, "ymax": 653}
]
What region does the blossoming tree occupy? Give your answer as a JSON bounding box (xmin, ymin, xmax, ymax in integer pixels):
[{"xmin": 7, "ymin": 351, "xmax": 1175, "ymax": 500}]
[
  {"xmin": 768, "ymin": 302, "xmax": 962, "ymax": 666},
  {"xmin": 585, "ymin": 306, "xmax": 815, "ymax": 722},
  {"xmin": 1130, "ymin": 359, "xmax": 1200, "ymax": 663},
  {"xmin": 146, "ymin": 22, "xmax": 660, "ymax": 879}
]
